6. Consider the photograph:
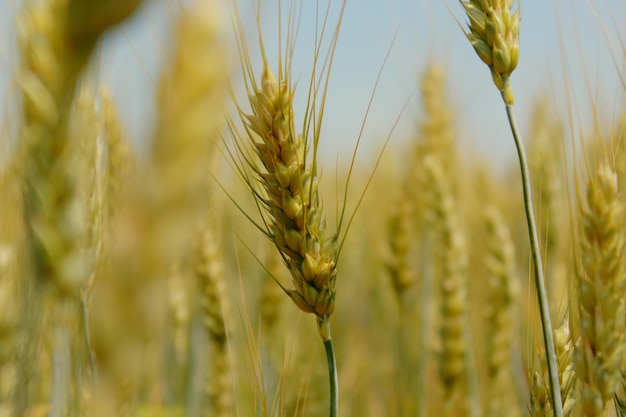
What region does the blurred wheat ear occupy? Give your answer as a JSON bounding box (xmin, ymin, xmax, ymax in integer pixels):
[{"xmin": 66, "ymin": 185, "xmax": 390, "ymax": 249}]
[
  {"xmin": 574, "ymin": 163, "xmax": 625, "ymax": 417},
  {"xmin": 15, "ymin": 0, "xmax": 145, "ymax": 414}
]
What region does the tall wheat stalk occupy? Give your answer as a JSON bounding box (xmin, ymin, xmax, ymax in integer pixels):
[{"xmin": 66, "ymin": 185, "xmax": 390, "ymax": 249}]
[
  {"xmin": 457, "ymin": 2, "xmax": 563, "ymax": 415},
  {"xmin": 227, "ymin": 2, "xmax": 350, "ymax": 415}
]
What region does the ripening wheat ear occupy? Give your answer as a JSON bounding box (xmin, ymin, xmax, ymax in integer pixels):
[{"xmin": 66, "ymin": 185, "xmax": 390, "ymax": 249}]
[
  {"xmin": 227, "ymin": 2, "xmax": 347, "ymax": 415},
  {"xmin": 574, "ymin": 163, "xmax": 625, "ymax": 417},
  {"xmin": 15, "ymin": 0, "xmax": 145, "ymax": 413},
  {"xmin": 237, "ymin": 63, "xmax": 339, "ymax": 322},
  {"xmin": 459, "ymin": 0, "xmax": 520, "ymax": 104}
]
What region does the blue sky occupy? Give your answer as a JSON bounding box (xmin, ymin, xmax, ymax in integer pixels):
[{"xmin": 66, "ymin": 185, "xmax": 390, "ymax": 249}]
[{"xmin": 1, "ymin": 0, "xmax": 624, "ymax": 171}]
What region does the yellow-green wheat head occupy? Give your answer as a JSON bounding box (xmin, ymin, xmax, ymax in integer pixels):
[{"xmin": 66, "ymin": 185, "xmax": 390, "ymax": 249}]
[
  {"xmin": 229, "ymin": 4, "xmax": 344, "ymax": 335},
  {"xmin": 460, "ymin": 0, "xmax": 520, "ymax": 104},
  {"xmin": 244, "ymin": 65, "xmax": 337, "ymax": 322}
]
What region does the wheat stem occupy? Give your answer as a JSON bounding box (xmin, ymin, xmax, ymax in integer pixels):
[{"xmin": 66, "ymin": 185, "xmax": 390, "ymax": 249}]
[
  {"xmin": 501, "ymin": 92, "xmax": 564, "ymax": 417},
  {"xmin": 319, "ymin": 316, "xmax": 338, "ymax": 417}
]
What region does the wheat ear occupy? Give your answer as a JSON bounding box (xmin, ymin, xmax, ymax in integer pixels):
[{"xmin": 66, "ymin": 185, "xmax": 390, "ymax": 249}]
[
  {"xmin": 458, "ymin": 2, "xmax": 563, "ymax": 415},
  {"xmin": 16, "ymin": 0, "xmax": 144, "ymax": 413},
  {"xmin": 417, "ymin": 63, "xmax": 457, "ymax": 176},
  {"xmin": 408, "ymin": 62, "xmax": 458, "ymax": 417},
  {"xmin": 242, "ymin": 60, "xmax": 339, "ymax": 415},
  {"xmin": 240, "ymin": 64, "xmax": 338, "ymax": 321},
  {"xmin": 86, "ymin": 2, "xmax": 226, "ymax": 413},
  {"xmin": 196, "ymin": 225, "xmax": 231, "ymax": 417},
  {"xmin": 228, "ymin": 2, "xmax": 348, "ymax": 412},
  {"xmin": 423, "ymin": 155, "xmax": 473, "ymax": 416},
  {"xmin": 484, "ymin": 205, "xmax": 520, "ymax": 417},
  {"xmin": 383, "ymin": 173, "xmax": 414, "ymax": 416},
  {"xmin": 575, "ymin": 164, "xmax": 625, "ymax": 417}
]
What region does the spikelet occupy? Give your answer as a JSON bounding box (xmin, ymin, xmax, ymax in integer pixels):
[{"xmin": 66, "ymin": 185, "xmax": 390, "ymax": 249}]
[
  {"xmin": 235, "ymin": 61, "xmax": 338, "ymax": 325},
  {"xmin": 483, "ymin": 205, "xmax": 519, "ymax": 417},
  {"xmin": 574, "ymin": 163, "xmax": 626, "ymax": 417},
  {"xmin": 459, "ymin": 0, "xmax": 520, "ymax": 103},
  {"xmin": 530, "ymin": 321, "xmax": 576, "ymax": 417},
  {"xmin": 554, "ymin": 324, "xmax": 576, "ymax": 416},
  {"xmin": 196, "ymin": 225, "xmax": 231, "ymax": 417}
]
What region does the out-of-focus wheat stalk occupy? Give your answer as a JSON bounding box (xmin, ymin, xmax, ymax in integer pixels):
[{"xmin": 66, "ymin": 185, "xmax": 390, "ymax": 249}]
[
  {"xmin": 527, "ymin": 98, "xmax": 569, "ymax": 319},
  {"xmin": 423, "ymin": 154, "xmax": 478, "ymax": 417},
  {"xmin": 15, "ymin": 0, "xmax": 144, "ymax": 413},
  {"xmin": 196, "ymin": 224, "xmax": 232, "ymax": 417},
  {"xmin": 384, "ymin": 174, "xmax": 414, "ymax": 416},
  {"xmin": 88, "ymin": 1, "xmax": 227, "ymax": 414},
  {"xmin": 259, "ymin": 246, "xmax": 286, "ymax": 410},
  {"xmin": 410, "ymin": 62, "xmax": 458, "ymax": 417},
  {"xmin": 483, "ymin": 205, "xmax": 520, "ymax": 417}
]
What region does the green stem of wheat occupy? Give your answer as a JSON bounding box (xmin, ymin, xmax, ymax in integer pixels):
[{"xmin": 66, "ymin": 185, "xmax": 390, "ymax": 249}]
[
  {"xmin": 501, "ymin": 91, "xmax": 564, "ymax": 417},
  {"xmin": 320, "ymin": 317, "xmax": 338, "ymax": 417}
]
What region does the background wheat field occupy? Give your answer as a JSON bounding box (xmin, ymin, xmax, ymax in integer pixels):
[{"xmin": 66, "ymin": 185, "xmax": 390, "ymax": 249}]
[{"xmin": 0, "ymin": 0, "xmax": 625, "ymax": 416}]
